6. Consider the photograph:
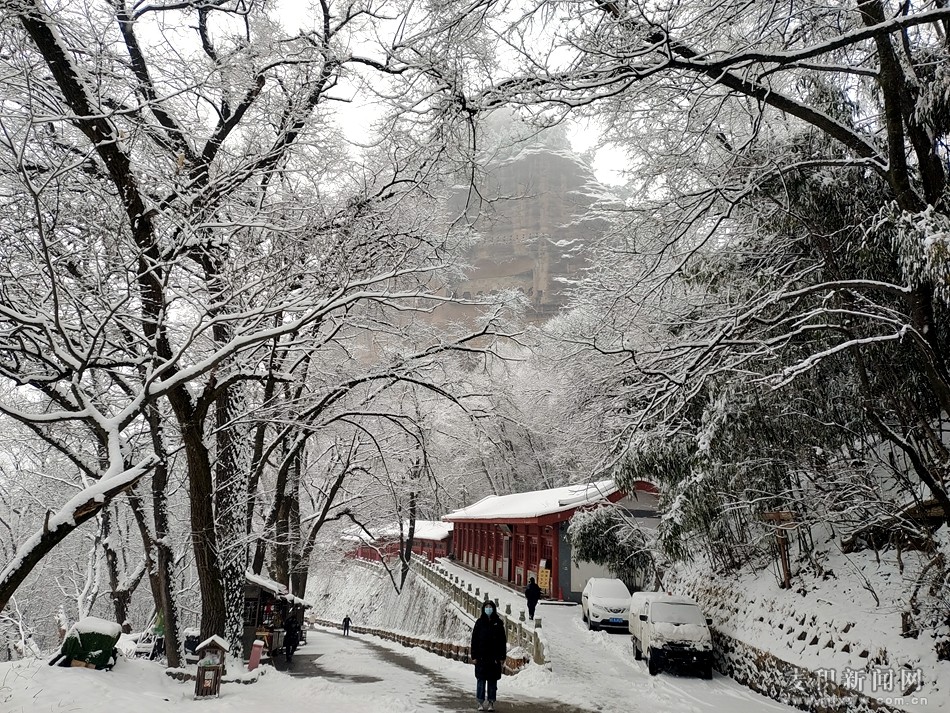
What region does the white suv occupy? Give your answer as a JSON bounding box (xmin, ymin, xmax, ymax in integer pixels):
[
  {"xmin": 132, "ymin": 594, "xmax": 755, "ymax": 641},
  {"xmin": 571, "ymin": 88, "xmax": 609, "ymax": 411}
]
[{"xmin": 581, "ymin": 577, "xmax": 631, "ymax": 631}]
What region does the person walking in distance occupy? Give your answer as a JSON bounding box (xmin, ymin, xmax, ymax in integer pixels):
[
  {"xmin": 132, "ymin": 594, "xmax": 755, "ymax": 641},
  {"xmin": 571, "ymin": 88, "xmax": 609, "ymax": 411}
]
[
  {"xmin": 524, "ymin": 577, "xmax": 542, "ymax": 620},
  {"xmin": 342, "ymin": 615, "xmax": 351, "ymax": 637},
  {"xmin": 470, "ymin": 599, "xmax": 507, "ymax": 711}
]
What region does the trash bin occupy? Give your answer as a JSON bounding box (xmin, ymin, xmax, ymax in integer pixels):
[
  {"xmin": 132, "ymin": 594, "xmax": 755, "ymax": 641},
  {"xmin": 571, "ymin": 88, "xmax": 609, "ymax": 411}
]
[
  {"xmin": 193, "ymin": 636, "xmax": 228, "ymax": 699},
  {"xmin": 248, "ymin": 639, "xmax": 264, "ymax": 671},
  {"xmin": 195, "ymin": 661, "xmax": 223, "ymax": 698}
]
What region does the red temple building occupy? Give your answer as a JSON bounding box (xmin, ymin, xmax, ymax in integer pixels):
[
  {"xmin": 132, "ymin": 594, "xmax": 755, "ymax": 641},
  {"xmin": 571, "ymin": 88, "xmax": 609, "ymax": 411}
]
[
  {"xmin": 442, "ymin": 480, "xmax": 658, "ymax": 602},
  {"xmin": 345, "ymin": 520, "xmax": 454, "ymax": 563}
]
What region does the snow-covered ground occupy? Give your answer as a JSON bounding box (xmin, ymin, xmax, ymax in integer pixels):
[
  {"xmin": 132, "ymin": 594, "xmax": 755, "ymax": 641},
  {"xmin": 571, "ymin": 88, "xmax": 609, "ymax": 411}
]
[
  {"xmin": 0, "ymin": 557, "xmax": 791, "ymax": 713},
  {"xmin": 5, "ymin": 553, "xmax": 938, "ymax": 712},
  {"xmin": 0, "ymin": 616, "xmax": 792, "ymax": 713},
  {"xmin": 0, "ymin": 629, "xmax": 459, "ymax": 713}
]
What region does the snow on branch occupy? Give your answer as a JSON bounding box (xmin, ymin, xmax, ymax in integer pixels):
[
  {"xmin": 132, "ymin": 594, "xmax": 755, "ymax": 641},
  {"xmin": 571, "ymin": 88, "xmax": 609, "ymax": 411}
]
[{"xmin": 0, "ymin": 453, "xmax": 157, "ymax": 610}]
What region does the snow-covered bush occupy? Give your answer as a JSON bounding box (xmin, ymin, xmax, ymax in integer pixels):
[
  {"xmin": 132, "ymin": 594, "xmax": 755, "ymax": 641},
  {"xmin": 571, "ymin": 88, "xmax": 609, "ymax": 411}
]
[{"xmin": 567, "ymin": 504, "xmax": 656, "ymax": 588}]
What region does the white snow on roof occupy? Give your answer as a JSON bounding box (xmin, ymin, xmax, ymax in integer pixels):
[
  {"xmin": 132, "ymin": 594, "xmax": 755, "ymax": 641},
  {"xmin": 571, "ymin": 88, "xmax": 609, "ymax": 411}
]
[
  {"xmin": 342, "ymin": 520, "xmax": 453, "ymax": 543},
  {"xmin": 196, "ymin": 635, "xmax": 229, "ymax": 652},
  {"xmin": 244, "ymin": 570, "xmax": 310, "ymax": 606},
  {"xmin": 246, "ymin": 569, "xmax": 288, "ymax": 596},
  {"xmin": 72, "ymin": 617, "xmax": 122, "ymax": 638},
  {"xmin": 380, "ymin": 520, "xmax": 453, "ymax": 541},
  {"xmin": 443, "ymin": 480, "xmax": 618, "ymax": 521}
]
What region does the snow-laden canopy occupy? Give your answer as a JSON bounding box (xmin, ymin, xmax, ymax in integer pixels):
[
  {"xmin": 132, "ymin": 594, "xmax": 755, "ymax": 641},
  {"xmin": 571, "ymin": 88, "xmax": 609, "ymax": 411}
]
[
  {"xmin": 443, "ymin": 480, "xmax": 618, "ymax": 521},
  {"xmin": 245, "ymin": 570, "xmax": 309, "ymax": 607}
]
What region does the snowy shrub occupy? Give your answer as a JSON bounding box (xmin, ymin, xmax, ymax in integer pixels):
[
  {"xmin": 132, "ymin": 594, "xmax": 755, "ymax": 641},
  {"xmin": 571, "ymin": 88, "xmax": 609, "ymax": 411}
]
[{"xmin": 567, "ymin": 505, "xmax": 656, "ymax": 587}]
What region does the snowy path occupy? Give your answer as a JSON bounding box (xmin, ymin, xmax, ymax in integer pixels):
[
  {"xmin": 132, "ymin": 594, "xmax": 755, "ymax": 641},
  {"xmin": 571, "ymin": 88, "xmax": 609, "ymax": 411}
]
[
  {"xmin": 434, "ymin": 558, "xmax": 798, "ymax": 713},
  {"xmin": 291, "ymin": 626, "xmax": 591, "ymax": 712}
]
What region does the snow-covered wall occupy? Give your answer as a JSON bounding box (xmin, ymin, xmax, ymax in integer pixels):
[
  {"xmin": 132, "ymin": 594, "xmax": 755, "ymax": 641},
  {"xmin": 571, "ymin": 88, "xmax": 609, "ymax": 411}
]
[
  {"xmin": 667, "ymin": 547, "xmax": 947, "ymax": 713},
  {"xmin": 307, "ymin": 558, "xmax": 545, "ymax": 670},
  {"xmin": 711, "ymin": 629, "xmax": 912, "ymax": 713},
  {"xmin": 308, "ymin": 560, "xmax": 470, "ymax": 644}
]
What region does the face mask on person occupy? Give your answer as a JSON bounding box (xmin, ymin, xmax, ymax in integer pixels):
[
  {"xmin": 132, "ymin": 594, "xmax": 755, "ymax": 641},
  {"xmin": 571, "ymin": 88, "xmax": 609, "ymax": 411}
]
[{"xmin": 484, "ymin": 607, "xmax": 494, "ymax": 616}]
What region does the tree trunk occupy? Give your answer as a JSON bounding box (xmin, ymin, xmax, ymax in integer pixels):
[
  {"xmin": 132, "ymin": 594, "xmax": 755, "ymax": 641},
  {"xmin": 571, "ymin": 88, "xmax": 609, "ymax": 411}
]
[
  {"xmin": 214, "ymin": 384, "xmax": 251, "ymax": 658},
  {"xmin": 126, "ymin": 478, "xmax": 183, "ymax": 668},
  {"xmin": 143, "ymin": 404, "xmax": 183, "ymax": 667},
  {"xmin": 101, "ymin": 506, "xmax": 145, "ymax": 633},
  {"xmin": 271, "ymin": 451, "xmax": 300, "ymax": 587},
  {"xmin": 400, "ymin": 491, "xmax": 417, "ymax": 591},
  {"xmin": 292, "ymin": 464, "xmax": 350, "ymax": 598},
  {"xmin": 177, "ymin": 413, "xmax": 227, "ymax": 642}
]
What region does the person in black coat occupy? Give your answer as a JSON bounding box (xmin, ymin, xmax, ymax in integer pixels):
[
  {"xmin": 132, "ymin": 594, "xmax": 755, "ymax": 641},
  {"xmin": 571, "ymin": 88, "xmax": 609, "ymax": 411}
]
[
  {"xmin": 283, "ymin": 613, "xmax": 300, "ymax": 661},
  {"xmin": 524, "ymin": 577, "xmax": 542, "ymax": 620},
  {"xmin": 470, "ymin": 599, "xmax": 507, "ymax": 711}
]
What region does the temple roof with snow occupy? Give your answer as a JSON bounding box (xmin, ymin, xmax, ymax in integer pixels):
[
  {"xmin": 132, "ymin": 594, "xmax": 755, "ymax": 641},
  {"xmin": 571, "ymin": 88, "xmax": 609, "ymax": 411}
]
[
  {"xmin": 442, "ymin": 480, "xmax": 621, "ymax": 524},
  {"xmin": 341, "ymin": 519, "xmax": 454, "ymax": 544}
]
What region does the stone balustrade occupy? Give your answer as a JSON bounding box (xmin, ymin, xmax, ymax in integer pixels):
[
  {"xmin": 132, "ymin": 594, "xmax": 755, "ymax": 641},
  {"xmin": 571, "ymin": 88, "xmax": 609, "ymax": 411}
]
[
  {"xmin": 335, "ymin": 556, "xmax": 545, "ymax": 671},
  {"xmin": 409, "ymin": 557, "xmax": 546, "ymax": 666}
]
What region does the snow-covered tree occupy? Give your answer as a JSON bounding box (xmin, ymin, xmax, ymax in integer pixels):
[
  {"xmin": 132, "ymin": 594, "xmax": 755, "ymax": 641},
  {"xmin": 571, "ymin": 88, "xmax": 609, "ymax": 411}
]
[
  {"xmin": 568, "ymin": 505, "xmax": 657, "ymax": 589},
  {"xmin": 437, "ymin": 0, "xmax": 950, "ymax": 645},
  {"xmin": 0, "ymin": 0, "xmax": 508, "ymax": 657}
]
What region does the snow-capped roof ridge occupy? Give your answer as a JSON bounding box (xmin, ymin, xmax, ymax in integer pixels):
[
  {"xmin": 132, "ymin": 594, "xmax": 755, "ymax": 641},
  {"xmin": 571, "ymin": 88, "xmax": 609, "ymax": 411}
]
[
  {"xmin": 341, "ymin": 520, "xmax": 455, "ymax": 544},
  {"xmin": 557, "ymin": 480, "xmax": 617, "ymax": 508},
  {"xmin": 443, "ymin": 480, "xmax": 618, "ymax": 521},
  {"xmin": 196, "ymin": 635, "xmax": 229, "ymax": 653},
  {"xmin": 244, "ymin": 569, "xmax": 309, "ymax": 606}
]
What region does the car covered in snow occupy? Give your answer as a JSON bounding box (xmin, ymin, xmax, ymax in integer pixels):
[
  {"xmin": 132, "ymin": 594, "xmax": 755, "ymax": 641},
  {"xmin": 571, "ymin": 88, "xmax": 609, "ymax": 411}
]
[
  {"xmin": 581, "ymin": 577, "xmax": 631, "ymax": 630},
  {"xmin": 630, "ymin": 593, "xmax": 713, "ymax": 678}
]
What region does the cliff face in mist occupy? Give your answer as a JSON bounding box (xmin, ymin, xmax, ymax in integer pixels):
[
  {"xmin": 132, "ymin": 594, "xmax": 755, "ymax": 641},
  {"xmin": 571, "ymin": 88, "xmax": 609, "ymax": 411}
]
[{"xmin": 443, "ymin": 144, "xmax": 613, "ymax": 324}]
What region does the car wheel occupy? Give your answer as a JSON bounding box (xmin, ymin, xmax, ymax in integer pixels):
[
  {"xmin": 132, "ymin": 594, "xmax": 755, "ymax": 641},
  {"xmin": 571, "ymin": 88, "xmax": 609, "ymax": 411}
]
[
  {"xmin": 582, "ymin": 608, "xmax": 587, "ymax": 623},
  {"xmin": 587, "ymin": 616, "xmax": 597, "ymax": 631},
  {"xmin": 633, "ymin": 641, "xmax": 641, "ymax": 661},
  {"xmin": 701, "ymin": 662, "xmax": 713, "ymax": 680},
  {"xmin": 647, "ymin": 650, "xmax": 660, "ymax": 676}
]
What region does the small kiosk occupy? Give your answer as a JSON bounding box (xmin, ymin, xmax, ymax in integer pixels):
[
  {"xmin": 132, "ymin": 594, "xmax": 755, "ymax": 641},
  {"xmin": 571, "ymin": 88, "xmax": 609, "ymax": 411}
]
[
  {"xmin": 194, "ymin": 635, "xmax": 227, "ymax": 699},
  {"xmin": 243, "ymin": 570, "xmax": 310, "ymax": 659}
]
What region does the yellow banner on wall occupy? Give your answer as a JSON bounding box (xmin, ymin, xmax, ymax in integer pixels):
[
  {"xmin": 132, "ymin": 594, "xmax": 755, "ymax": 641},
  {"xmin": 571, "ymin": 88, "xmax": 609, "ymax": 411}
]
[{"xmin": 537, "ymin": 568, "xmax": 551, "ymax": 590}]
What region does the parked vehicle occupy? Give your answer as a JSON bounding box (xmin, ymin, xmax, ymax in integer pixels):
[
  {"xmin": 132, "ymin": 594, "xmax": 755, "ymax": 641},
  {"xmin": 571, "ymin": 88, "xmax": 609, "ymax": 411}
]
[
  {"xmin": 581, "ymin": 577, "xmax": 631, "ymax": 631},
  {"xmin": 629, "ymin": 594, "xmax": 713, "ymax": 678},
  {"xmin": 628, "ymin": 591, "xmax": 670, "ymax": 661},
  {"xmin": 627, "ymin": 591, "xmax": 668, "ymax": 643}
]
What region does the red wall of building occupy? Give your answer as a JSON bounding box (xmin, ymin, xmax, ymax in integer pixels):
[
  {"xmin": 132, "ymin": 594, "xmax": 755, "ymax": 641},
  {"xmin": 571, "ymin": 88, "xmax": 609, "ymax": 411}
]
[
  {"xmin": 452, "ymin": 521, "xmax": 561, "ymax": 599},
  {"xmin": 346, "ymin": 536, "xmax": 452, "ymax": 563}
]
